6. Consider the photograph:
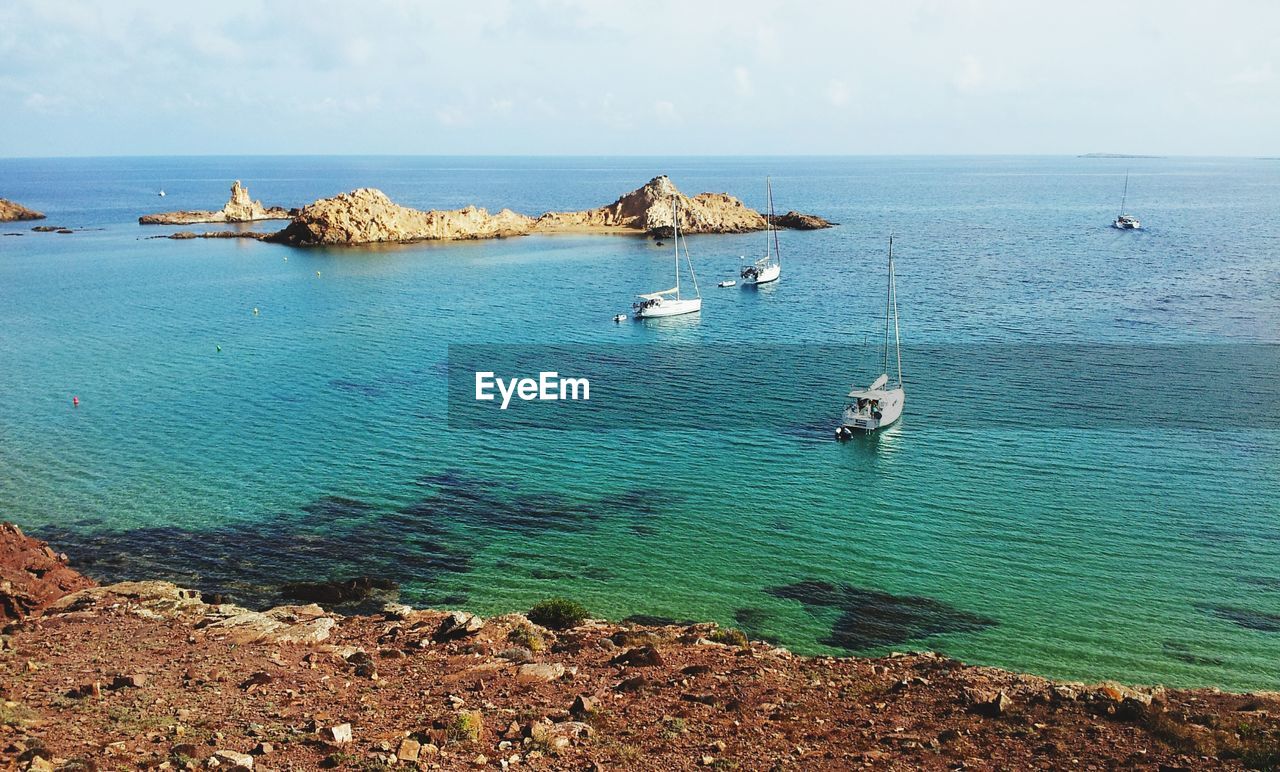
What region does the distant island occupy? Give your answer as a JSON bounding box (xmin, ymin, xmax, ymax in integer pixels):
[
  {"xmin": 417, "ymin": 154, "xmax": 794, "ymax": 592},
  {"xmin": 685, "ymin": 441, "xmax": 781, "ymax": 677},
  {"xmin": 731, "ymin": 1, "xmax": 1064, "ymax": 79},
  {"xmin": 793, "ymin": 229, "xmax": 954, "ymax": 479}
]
[
  {"xmin": 147, "ymin": 176, "xmax": 833, "ymax": 246},
  {"xmin": 1078, "ymin": 153, "xmax": 1163, "ymax": 159},
  {"xmin": 0, "ymin": 198, "xmax": 46, "ymax": 222}
]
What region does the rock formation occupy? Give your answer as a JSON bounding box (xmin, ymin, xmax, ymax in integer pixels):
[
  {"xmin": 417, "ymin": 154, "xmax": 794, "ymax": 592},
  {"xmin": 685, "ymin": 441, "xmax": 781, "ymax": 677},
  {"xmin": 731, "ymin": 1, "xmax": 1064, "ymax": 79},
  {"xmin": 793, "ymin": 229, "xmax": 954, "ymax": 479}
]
[
  {"xmin": 265, "ymin": 188, "xmax": 535, "ymax": 246},
  {"xmin": 139, "ymin": 180, "xmax": 290, "ymax": 225},
  {"xmin": 0, "ymin": 522, "xmax": 96, "ymax": 621},
  {"xmin": 265, "ymin": 176, "xmax": 832, "ymax": 247},
  {"xmin": 534, "ymin": 175, "xmax": 769, "ymax": 235},
  {"xmin": 771, "ymin": 210, "xmax": 834, "ymax": 230},
  {"xmin": 0, "ymin": 198, "xmax": 45, "ymax": 222}
]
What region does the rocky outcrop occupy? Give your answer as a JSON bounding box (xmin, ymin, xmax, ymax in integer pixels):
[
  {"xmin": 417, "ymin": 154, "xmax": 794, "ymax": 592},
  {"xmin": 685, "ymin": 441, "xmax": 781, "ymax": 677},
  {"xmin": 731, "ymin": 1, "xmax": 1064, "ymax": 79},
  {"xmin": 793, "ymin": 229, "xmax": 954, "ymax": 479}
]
[
  {"xmin": 0, "ymin": 522, "xmax": 96, "ymax": 621},
  {"xmin": 262, "ymin": 177, "xmax": 833, "ymax": 247},
  {"xmin": 0, "ymin": 199, "xmax": 45, "ymax": 222},
  {"xmin": 265, "ymin": 188, "xmax": 535, "ymax": 246},
  {"xmin": 534, "ymin": 175, "xmax": 769, "ymax": 235},
  {"xmin": 139, "ymin": 180, "xmax": 290, "ymax": 225},
  {"xmin": 771, "ymin": 210, "xmax": 834, "ymax": 229}
]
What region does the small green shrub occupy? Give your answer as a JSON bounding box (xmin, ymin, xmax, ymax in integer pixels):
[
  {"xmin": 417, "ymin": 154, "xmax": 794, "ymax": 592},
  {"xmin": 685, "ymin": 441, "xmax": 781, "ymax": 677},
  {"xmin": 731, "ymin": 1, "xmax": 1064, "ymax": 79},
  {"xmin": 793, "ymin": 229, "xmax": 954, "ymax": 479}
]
[
  {"xmin": 709, "ymin": 627, "xmax": 749, "ymax": 647},
  {"xmin": 528, "ymin": 598, "xmax": 589, "ymax": 630},
  {"xmin": 508, "ymin": 623, "xmax": 546, "ymax": 653},
  {"xmin": 659, "ymin": 716, "xmax": 687, "ymax": 740},
  {"xmin": 448, "ymin": 710, "xmax": 483, "ymax": 744}
]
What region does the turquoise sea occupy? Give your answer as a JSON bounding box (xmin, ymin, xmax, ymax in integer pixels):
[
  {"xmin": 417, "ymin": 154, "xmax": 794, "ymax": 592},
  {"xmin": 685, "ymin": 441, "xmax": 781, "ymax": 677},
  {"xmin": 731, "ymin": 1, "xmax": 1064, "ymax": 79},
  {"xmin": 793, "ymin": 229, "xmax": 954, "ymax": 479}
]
[{"xmin": 1, "ymin": 156, "xmax": 1277, "ymax": 691}]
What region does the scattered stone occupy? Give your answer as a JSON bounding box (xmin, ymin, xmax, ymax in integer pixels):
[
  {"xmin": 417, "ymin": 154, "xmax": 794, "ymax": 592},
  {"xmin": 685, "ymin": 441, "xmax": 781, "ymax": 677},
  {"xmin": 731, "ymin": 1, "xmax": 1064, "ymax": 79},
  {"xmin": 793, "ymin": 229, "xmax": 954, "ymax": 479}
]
[
  {"xmin": 516, "ymin": 662, "xmax": 566, "ymax": 682},
  {"xmin": 213, "ymin": 749, "xmax": 253, "ymax": 768},
  {"xmin": 111, "ymin": 673, "xmax": 147, "ymax": 689},
  {"xmin": 434, "ymin": 611, "xmax": 486, "ymax": 642},
  {"xmin": 570, "ymin": 694, "xmax": 596, "ymax": 717},
  {"xmin": 968, "ymin": 689, "xmax": 1014, "ymax": 717},
  {"xmin": 324, "ymin": 723, "xmax": 352, "ymax": 744},
  {"xmin": 496, "ymin": 647, "xmax": 535, "ymax": 663},
  {"xmin": 610, "ymin": 645, "xmax": 665, "ymax": 667},
  {"xmin": 397, "ymin": 738, "xmax": 421, "ymax": 762},
  {"xmin": 250, "ymin": 742, "xmax": 272, "ymax": 755},
  {"xmin": 239, "ymin": 672, "xmax": 272, "ymax": 690}
]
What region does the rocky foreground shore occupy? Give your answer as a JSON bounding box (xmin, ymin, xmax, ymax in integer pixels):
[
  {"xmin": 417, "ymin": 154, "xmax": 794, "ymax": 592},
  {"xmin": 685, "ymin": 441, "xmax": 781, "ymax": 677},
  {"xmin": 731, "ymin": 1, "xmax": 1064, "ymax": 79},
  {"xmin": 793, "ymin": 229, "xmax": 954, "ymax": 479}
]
[
  {"xmin": 2, "ymin": 523, "xmax": 1277, "ymax": 771},
  {"xmin": 0, "ymin": 199, "xmax": 46, "ymax": 222}
]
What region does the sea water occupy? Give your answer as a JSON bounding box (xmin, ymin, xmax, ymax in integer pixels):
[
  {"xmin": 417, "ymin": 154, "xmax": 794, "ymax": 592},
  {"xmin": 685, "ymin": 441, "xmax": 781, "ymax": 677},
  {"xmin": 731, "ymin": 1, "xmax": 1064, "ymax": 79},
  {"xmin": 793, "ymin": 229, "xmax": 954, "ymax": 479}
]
[{"xmin": 0, "ymin": 155, "xmax": 1277, "ymax": 690}]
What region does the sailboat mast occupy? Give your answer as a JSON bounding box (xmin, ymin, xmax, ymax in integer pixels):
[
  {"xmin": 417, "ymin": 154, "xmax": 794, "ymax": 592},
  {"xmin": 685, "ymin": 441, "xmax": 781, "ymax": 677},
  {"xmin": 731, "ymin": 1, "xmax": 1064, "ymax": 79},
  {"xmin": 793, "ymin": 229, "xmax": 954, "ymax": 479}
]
[
  {"xmin": 884, "ymin": 236, "xmax": 892, "ymax": 377},
  {"xmin": 891, "ymin": 246, "xmax": 903, "ymax": 388},
  {"xmin": 673, "ymin": 195, "xmax": 680, "ymax": 298},
  {"xmin": 1120, "ymin": 172, "xmax": 1129, "ymax": 214},
  {"xmin": 765, "ymin": 177, "xmax": 772, "ymax": 262},
  {"xmin": 769, "ymin": 177, "xmax": 781, "ymax": 266}
]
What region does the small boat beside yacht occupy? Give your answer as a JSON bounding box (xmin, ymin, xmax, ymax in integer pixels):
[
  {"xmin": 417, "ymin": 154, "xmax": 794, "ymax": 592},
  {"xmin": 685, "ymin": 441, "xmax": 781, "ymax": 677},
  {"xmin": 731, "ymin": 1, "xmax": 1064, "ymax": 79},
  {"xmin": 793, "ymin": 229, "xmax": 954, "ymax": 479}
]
[
  {"xmin": 836, "ymin": 236, "xmax": 904, "ymax": 438},
  {"xmin": 740, "ymin": 177, "xmax": 781, "ymax": 286},
  {"xmin": 633, "ymin": 197, "xmax": 702, "ymax": 319},
  {"xmin": 1113, "ymin": 172, "xmax": 1140, "ymax": 230}
]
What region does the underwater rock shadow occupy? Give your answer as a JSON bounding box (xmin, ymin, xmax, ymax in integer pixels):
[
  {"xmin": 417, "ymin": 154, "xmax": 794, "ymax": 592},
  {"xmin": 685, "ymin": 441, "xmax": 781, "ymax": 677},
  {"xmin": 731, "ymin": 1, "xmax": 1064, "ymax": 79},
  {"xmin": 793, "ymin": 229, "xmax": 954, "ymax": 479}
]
[
  {"xmin": 35, "ymin": 494, "xmax": 472, "ymax": 612},
  {"xmin": 1195, "ymin": 603, "xmax": 1280, "ymax": 633},
  {"xmin": 766, "ymin": 580, "xmax": 997, "ymax": 651}
]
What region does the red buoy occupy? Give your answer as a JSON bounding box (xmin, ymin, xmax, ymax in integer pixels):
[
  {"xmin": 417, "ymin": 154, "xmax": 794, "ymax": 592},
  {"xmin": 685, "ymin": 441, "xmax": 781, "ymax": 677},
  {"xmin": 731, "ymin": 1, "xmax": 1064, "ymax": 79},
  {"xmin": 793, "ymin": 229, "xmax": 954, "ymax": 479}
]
[{"xmin": 72, "ymin": 396, "xmax": 80, "ymax": 407}]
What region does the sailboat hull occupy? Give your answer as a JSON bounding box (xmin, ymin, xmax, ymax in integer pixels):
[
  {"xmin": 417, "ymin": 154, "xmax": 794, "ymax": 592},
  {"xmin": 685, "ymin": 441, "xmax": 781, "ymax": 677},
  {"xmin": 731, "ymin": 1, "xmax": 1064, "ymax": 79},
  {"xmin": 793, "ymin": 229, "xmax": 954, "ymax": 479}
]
[
  {"xmin": 636, "ymin": 298, "xmax": 701, "ymax": 318},
  {"xmin": 742, "ymin": 262, "xmax": 780, "ymax": 285},
  {"xmin": 839, "ymin": 389, "xmax": 904, "ymax": 433}
]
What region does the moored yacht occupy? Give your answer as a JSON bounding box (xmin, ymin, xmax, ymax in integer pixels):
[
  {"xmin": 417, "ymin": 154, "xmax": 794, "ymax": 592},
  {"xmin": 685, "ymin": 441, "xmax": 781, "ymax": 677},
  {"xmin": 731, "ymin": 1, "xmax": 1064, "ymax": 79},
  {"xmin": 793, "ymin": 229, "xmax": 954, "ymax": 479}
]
[
  {"xmin": 1112, "ymin": 172, "xmax": 1141, "ymax": 230},
  {"xmin": 836, "ymin": 236, "xmax": 904, "ymax": 438},
  {"xmin": 741, "ymin": 177, "xmax": 781, "ymax": 285},
  {"xmin": 634, "ymin": 197, "xmax": 702, "ymax": 319}
]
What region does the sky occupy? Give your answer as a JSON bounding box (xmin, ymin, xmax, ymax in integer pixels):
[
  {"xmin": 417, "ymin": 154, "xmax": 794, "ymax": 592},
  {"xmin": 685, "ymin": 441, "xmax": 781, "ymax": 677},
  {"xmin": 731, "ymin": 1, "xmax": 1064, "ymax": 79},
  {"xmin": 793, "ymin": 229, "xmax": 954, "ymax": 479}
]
[{"xmin": 1, "ymin": 0, "xmax": 1277, "ymax": 157}]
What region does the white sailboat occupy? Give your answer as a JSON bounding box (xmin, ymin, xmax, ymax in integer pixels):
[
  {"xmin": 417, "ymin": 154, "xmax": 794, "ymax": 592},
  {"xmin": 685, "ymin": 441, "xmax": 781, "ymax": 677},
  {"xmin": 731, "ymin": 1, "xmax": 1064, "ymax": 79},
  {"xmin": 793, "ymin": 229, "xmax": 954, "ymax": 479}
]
[
  {"xmin": 836, "ymin": 236, "xmax": 904, "ymax": 438},
  {"xmin": 741, "ymin": 177, "xmax": 781, "ymax": 285},
  {"xmin": 634, "ymin": 197, "xmax": 702, "ymax": 318},
  {"xmin": 1113, "ymin": 172, "xmax": 1140, "ymax": 230}
]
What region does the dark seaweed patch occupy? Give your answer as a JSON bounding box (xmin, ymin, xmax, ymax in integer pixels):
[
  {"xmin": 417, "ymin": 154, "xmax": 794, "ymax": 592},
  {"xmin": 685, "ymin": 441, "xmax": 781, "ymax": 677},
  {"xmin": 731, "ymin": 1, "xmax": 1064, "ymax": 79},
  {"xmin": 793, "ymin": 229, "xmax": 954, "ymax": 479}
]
[
  {"xmin": 734, "ymin": 607, "xmax": 771, "ymax": 636},
  {"xmin": 624, "ymin": 614, "xmax": 696, "ymax": 627},
  {"xmin": 1162, "ymin": 640, "xmax": 1226, "ymax": 667},
  {"xmin": 1196, "ymin": 603, "xmax": 1280, "ymax": 633},
  {"xmin": 1240, "ymin": 576, "xmax": 1280, "ymax": 591},
  {"xmin": 406, "ymin": 471, "xmax": 595, "ymax": 533},
  {"xmin": 581, "ymin": 566, "xmax": 613, "ymax": 581},
  {"xmin": 733, "ymin": 607, "xmax": 779, "ymax": 644},
  {"xmin": 35, "ymin": 495, "xmax": 471, "ymax": 612},
  {"xmin": 528, "ymin": 568, "xmax": 576, "ymax": 580},
  {"xmin": 329, "ymin": 378, "xmax": 385, "ymax": 397},
  {"xmin": 766, "ymin": 580, "xmax": 997, "ymax": 651}
]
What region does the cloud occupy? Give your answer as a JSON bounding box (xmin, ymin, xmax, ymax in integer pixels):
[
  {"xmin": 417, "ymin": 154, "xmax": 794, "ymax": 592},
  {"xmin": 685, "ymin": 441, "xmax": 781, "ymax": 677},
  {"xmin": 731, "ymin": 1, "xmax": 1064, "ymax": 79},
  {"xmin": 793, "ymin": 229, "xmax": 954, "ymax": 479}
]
[
  {"xmin": 826, "ymin": 79, "xmax": 850, "ymax": 107},
  {"xmin": 435, "ymin": 105, "xmax": 469, "ymax": 127},
  {"xmin": 952, "ymin": 55, "xmax": 984, "ymax": 92},
  {"xmin": 654, "ymin": 100, "xmax": 681, "ymax": 125},
  {"xmin": 1227, "ymin": 64, "xmax": 1274, "ymax": 86},
  {"xmin": 23, "ymin": 92, "xmax": 65, "ymax": 113}
]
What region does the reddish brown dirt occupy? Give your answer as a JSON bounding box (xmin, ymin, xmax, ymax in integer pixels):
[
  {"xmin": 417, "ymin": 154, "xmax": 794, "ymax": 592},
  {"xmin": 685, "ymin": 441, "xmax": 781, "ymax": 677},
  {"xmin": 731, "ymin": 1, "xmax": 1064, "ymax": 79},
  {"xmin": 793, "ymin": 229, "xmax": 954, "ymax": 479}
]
[{"xmin": 2, "ymin": 523, "xmax": 1278, "ymax": 771}]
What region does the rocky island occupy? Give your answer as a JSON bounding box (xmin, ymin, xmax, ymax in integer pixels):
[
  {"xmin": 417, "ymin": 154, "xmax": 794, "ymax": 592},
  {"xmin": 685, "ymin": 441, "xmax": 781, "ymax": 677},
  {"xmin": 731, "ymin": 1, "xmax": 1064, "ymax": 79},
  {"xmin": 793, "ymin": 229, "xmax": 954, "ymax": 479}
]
[
  {"xmin": 266, "ymin": 176, "xmax": 832, "ymax": 247},
  {"xmin": 139, "ymin": 181, "xmax": 290, "ymax": 225},
  {"xmin": 2, "ymin": 521, "xmax": 1277, "ymax": 771},
  {"xmin": 0, "ymin": 199, "xmax": 46, "ymax": 222}
]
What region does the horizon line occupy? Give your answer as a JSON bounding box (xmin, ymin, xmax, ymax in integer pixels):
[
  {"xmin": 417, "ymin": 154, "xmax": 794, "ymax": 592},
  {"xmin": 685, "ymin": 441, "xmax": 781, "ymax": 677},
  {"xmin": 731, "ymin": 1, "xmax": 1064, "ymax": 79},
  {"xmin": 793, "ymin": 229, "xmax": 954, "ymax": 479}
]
[{"xmin": 3, "ymin": 152, "xmax": 1277, "ymax": 161}]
